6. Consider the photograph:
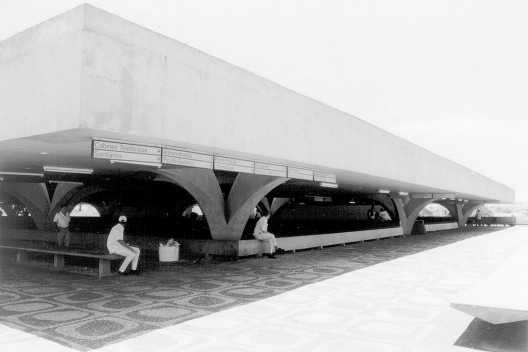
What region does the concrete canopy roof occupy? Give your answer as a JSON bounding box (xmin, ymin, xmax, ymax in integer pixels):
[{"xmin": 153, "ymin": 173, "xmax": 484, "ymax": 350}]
[{"xmin": 0, "ymin": 4, "xmax": 514, "ymax": 204}]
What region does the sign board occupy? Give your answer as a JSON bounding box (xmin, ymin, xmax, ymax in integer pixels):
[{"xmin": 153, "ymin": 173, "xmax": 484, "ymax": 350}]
[
  {"xmin": 410, "ymin": 193, "xmax": 433, "ymax": 199},
  {"xmin": 162, "ymin": 148, "xmax": 213, "ymax": 169},
  {"xmin": 214, "ymin": 156, "xmax": 255, "ymax": 174},
  {"xmin": 92, "ymin": 141, "xmax": 161, "ymax": 163},
  {"xmin": 314, "ymin": 171, "xmax": 337, "ymax": 183},
  {"xmin": 93, "ymin": 141, "xmax": 161, "ymax": 156},
  {"xmin": 433, "ymin": 193, "xmax": 456, "ymax": 199},
  {"xmin": 288, "ymin": 167, "xmax": 314, "ymax": 181},
  {"xmin": 254, "ymin": 162, "xmax": 287, "ymax": 177}
]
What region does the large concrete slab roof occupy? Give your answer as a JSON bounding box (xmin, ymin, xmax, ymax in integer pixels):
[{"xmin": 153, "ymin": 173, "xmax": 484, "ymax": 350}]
[{"xmin": 0, "ymin": 4, "xmax": 515, "ymax": 203}]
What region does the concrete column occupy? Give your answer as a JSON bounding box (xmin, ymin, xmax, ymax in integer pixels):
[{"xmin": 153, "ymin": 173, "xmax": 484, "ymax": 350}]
[
  {"xmin": 225, "ymin": 174, "xmax": 289, "ymax": 240},
  {"xmin": 271, "ymin": 197, "xmax": 291, "ymax": 214},
  {"xmin": 49, "ymin": 183, "xmax": 82, "ymax": 215},
  {"xmin": 1, "ymin": 183, "xmax": 54, "ymax": 231},
  {"xmin": 395, "ymin": 197, "xmax": 437, "ymax": 235},
  {"xmin": 436, "ymin": 200, "xmax": 462, "ymax": 223},
  {"xmin": 460, "ymin": 202, "xmax": 484, "ymax": 226},
  {"xmin": 155, "ymin": 168, "xmax": 228, "ymax": 239},
  {"xmin": 258, "ymin": 197, "xmax": 271, "ymax": 214}
]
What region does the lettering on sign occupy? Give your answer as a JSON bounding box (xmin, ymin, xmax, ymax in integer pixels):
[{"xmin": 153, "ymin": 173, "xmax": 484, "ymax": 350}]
[
  {"xmin": 93, "ymin": 150, "xmax": 161, "ymax": 163},
  {"xmin": 162, "ymin": 148, "xmax": 213, "ymax": 162},
  {"xmin": 162, "ymin": 156, "xmax": 213, "ymax": 169},
  {"xmin": 93, "ymin": 141, "xmax": 161, "ymax": 155}
]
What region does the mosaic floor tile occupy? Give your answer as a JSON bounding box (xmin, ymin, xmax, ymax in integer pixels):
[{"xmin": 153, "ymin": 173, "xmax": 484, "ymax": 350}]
[
  {"xmin": 123, "ymin": 304, "xmax": 196, "ymax": 325},
  {"xmin": 135, "ymin": 288, "xmax": 194, "ymax": 301},
  {"xmin": 5, "ymin": 307, "xmax": 99, "ymax": 329},
  {"xmin": 0, "ymin": 227, "xmax": 512, "ymax": 351},
  {"xmin": 87, "ymin": 297, "xmax": 154, "ymax": 313},
  {"xmin": 172, "ymin": 293, "xmax": 239, "ymax": 312},
  {"xmin": 47, "ymin": 316, "xmax": 156, "ymax": 350},
  {"xmin": 0, "ymin": 300, "xmax": 59, "ymax": 317}
]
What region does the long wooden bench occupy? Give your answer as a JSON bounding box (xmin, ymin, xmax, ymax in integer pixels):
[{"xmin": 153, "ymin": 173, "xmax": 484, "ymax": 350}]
[
  {"xmin": 0, "ymin": 245, "xmax": 123, "ymax": 279},
  {"xmin": 451, "ymin": 244, "xmax": 528, "ymax": 324}
]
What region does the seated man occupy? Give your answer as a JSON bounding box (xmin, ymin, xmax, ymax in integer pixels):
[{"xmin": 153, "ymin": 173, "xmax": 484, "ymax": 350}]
[
  {"xmin": 253, "ymin": 212, "xmax": 282, "ymax": 259},
  {"xmin": 106, "ymin": 216, "xmax": 141, "ymax": 275},
  {"xmin": 367, "ymin": 204, "xmax": 377, "ymax": 220}
]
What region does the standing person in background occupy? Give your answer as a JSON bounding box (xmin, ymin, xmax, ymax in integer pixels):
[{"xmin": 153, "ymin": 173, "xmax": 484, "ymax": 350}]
[
  {"xmin": 253, "ymin": 212, "xmax": 283, "ymax": 259},
  {"xmin": 476, "ymin": 209, "xmax": 483, "ymax": 226},
  {"xmin": 53, "ymin": 205, "xmax": 71, "ymax": 248},
  {"xmin": 107, "ymin": 216, "xmax": 141, "ymax": 275}
]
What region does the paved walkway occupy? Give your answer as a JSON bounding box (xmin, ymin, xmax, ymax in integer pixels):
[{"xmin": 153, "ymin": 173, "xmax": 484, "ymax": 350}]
[{"xmin": 1, "ymin": 226, "xmax": 526, "ymax": 351}]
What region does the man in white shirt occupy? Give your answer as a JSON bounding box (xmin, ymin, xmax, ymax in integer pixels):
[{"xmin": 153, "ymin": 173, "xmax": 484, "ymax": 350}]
[
  {"xmin": 107, "ymin": 216, "xmax": 141, "ymax": 275},
  {"xmin": 53, "ymin": 205, "xmax": 71, "ymax": 247},
  {"xmin": 253, "ymin": 213, "xmax": 282, "ymax": 259}
]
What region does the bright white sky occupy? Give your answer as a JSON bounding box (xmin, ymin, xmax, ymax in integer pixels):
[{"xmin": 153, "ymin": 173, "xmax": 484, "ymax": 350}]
[{"xmin": 1, "ymin": 0, "xmax": 527, "ymax": 203}]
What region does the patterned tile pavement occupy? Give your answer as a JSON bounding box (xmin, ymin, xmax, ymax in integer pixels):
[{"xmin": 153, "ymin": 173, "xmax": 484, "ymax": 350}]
[{"xmin": 1, "ymin": 226, "xmax": 527, "ymax": 351}]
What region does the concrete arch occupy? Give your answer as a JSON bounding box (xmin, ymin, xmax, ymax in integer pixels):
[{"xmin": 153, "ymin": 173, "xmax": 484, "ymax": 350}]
[
  {"xmin": 49, "ymin": 184, "xmax": 92, "ymax": 216},
  {"xmin": 154, "ymin": 168, "xmax": 227, "ymax": 239},
  {"xmin": 394, "ymin": 197, "xmax": 437, "ymax": 235},
  {"xmin": 460, "ymin": 202, "xmax": 484, "ymax": 226},
  {"xmin": 0, "ymin": 183, "xmax": 53, "ymax": 231},
  {"xmin": 225, "ymin": 174, "xmax": 289, "ymax": 240},
  {"xmin": 363, "ymin": 193, "xmax": 398, "ymax": 221}
]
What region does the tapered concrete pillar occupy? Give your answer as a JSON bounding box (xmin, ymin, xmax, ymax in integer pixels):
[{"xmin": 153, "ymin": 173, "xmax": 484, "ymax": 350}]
[
  {"xmin": 225, "ymin": 174, "xmax": 289, "ymax": 240},
  {"xmin": 271, "ymin": 197, "xmax": 291, "ymax": 214},
  {"xmin": 49, "ymin": 183, "xmax": 85, "ymax": 215},
  {"xmin": 155, "ymin": 168, "xmax": 228, "ymax": 239},
  {"xmin": 257, "ymin": 197, "xmax": 271, "ymax": 215},
  {"xmin": 395, "ymin": 197, "xmax": 436, "ymax": 235},
  {"xmin": 460, "ymin": 202, "xmax": 484, "ymax": 226},
  {"xmin": 1, "ymin": 183, "xmax": 53, "ymax": 230}
]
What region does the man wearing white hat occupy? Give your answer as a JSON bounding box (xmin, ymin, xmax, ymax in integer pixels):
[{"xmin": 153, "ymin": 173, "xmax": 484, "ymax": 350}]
[{"xmin": 107, "ymin": 215, "xmax": 141, "ymax": 275}]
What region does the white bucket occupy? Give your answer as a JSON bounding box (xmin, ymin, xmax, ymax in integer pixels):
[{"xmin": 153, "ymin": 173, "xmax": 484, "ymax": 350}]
[{"xmin": 159, "ymin": 245, "xmax": 180, "ymax": 262}]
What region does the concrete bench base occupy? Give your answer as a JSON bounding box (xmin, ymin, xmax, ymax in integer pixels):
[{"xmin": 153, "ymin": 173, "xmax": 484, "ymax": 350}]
[
  {"xmin": 190, "ymin": 227, "xmax": 404, "ymax": 259},
  {"xmin": 0, "ymin": 245, "xmax": 124, "ymax": 279}
]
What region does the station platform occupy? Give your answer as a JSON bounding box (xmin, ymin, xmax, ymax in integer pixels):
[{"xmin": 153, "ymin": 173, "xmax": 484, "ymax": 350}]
[{"xmin": 1, "ymin": 226, "xmax": 526, "ymax": 352}]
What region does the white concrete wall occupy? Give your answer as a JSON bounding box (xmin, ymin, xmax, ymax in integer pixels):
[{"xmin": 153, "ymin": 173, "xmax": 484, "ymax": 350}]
[{"xmin": 0, "ymin": 6, "xmax": 84, "ymax": 141}]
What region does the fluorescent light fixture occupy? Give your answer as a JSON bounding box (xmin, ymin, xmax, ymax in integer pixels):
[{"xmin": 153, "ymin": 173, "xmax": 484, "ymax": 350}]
[
  {"xmin": 49, "ymin": 180, "xmax": 84, "ymax": 185},
  {"xmin": 0, "ymin": 171, "xmax": 44, "ymax": 177},
  {"xmin": 44, "ymin": 166, "xmax": 93, "ymax": 174},
  {"xmin": 378, "ymin": 189, "xmax": 391, "ymax": 194},
  {"xmin": 110, "ymin": 160, "xmax": 162, "ymax": 168},
  {"xmin": 319, "ymin": 182, "xmax": 338, "ymax": 188},
  {"xmin": 398, "ymin": 191, "xmax": 409, "ymax": 196}
]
